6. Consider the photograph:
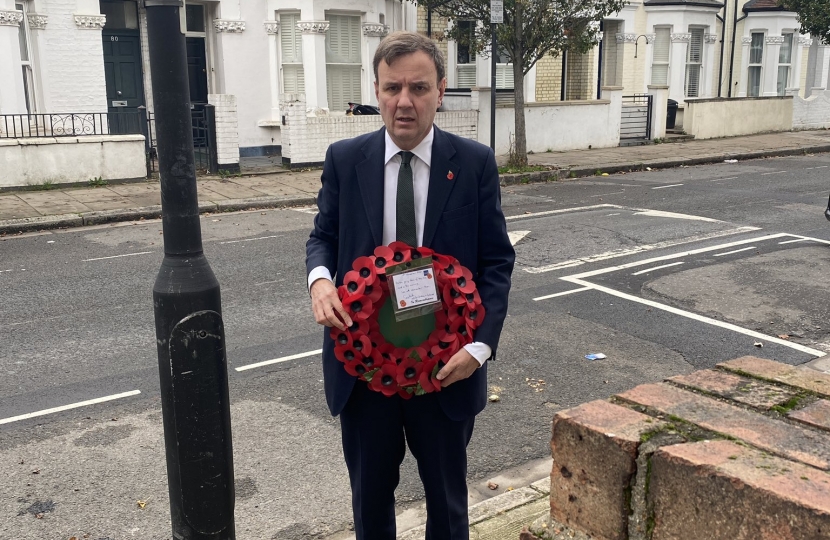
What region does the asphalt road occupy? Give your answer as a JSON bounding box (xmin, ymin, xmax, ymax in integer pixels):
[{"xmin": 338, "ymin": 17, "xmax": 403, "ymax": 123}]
[{"xmin": 1, "ymin": 152, "xmax": 829, "ymax": 539}]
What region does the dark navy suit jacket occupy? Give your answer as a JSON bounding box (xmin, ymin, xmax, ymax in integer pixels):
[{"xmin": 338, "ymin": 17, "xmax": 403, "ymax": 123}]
[{"xmin": 306, "ymin": 126, "xmax": 515, "ymax": 421}]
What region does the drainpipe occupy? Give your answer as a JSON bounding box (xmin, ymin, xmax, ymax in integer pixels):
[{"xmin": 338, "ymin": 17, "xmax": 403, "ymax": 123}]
[
  {"xmin": 716, "ymin": 4, "xmax": 725, "ymax": 97},
  {"xmin": 561, "ymin": 49, "xmax": 568, "ymax": 101},
  {"xmin": 597, "ymin": 22, "xmax": 604, "ymax": 99},
  {"xmin": 728, "ymin": 0, "xmax": 748, "ymax": 98}
]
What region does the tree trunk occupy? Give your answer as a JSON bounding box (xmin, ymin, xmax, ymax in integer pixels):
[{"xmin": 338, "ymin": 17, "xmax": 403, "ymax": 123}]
[{"xmin": 511, "ymin": 2, "xmax": 527, "ymax": 167}]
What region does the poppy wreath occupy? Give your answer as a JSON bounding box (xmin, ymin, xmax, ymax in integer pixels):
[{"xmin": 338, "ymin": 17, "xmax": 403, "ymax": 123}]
[{"xmin": 330, "ymin": 241, "xmax": 485, "ymax": 399}]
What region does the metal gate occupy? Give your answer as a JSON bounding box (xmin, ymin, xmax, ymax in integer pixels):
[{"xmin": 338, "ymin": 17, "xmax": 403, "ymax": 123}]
[
  {"xmin": 620, "ymin": 94, "xmax": 653, "ymax": 145},
  {"xmin": 141, "ymin": 104, "xmax": 218, "ymax": 177}
]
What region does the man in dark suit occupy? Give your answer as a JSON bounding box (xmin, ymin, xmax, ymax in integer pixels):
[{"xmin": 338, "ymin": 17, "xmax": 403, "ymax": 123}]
[{"xmin": 306, "ymin": 31, "xmax": 514, "ymax": 539}]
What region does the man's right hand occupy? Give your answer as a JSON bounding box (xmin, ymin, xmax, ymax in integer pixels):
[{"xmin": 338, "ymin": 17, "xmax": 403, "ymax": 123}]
[{"xmin": 310, "ymin": 279, "xmax": 353, "ymax": 331}]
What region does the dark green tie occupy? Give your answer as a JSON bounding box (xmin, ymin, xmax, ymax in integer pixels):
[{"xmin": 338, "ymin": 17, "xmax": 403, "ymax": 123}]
[{"xmin": 396, "ymin": 151, "xmax": 417, "ymax": 246}]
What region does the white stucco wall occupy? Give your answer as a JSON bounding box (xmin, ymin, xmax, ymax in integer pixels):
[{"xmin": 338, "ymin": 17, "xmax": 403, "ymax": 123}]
[
  {"xmin": 791, "ymin": 89, "xmax": 830, "ymax": 130},
  {"xmin": 0, "ymin": 134, "xmax": 146, "ymax": 187},
  {"xmin": 683, "ymin": 96, "xmax": 793, "ymax": 139}
]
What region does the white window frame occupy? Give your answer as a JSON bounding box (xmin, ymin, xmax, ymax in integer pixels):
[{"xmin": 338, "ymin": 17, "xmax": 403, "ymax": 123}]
[
  {"xmin": 651, "ymin": 26, "xmax": 671, "ymax": 87},
  {"xmin": 685, "ymin": 27, "xmax": 705, "ymax": 98},
  {"xmin": 179, "ymin": 1, "xmax": 213, "ymax": 99},
  {"xmin": 777, "ymin": 32, "xmax": 793, "ymax": 96},
  {"xmin": 278, "ymin": 11, "xmax": 304, "ymax": 95},
  {"xmin": 16, "ymin": 1, "xmax": 38, "ymax": 114},
  {"xmin": 747, "ymin": 31, "xmax": 764, "ymax": 97},
  {"xmin": 455, "ymin": 20, "xmax": 477, "ymax": 88},
  {"xmin": 324, "ymin": 12, "xmax": 362, "ymax": 111}
]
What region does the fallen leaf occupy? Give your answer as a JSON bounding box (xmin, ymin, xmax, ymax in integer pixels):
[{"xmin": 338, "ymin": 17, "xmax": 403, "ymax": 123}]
[
  {"xmin": 778, "ymin": 334, "xmax": 790, "ymax": 340},
  {"xmin": 31, "ymin": 469, "xmax": 40, "ymax": 474},
  {"xmin": 137, "ymin": 500, "xmax": 147, "ymax": 509},
  {"xmin": 506, "ymin": 486, "xmax": 514, "ymax": 491},
  {"xmin": 487, "ymin": 481, "xmax": 499, "ymax": 490},
  {"xmin": 488, "ymin": 394, "xmax": 500, "ymax": 403}
]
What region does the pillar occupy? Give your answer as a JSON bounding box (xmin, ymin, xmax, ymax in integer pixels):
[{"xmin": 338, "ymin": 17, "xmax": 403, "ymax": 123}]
[
  {"xmin": 762, "ymin": 35, "xmax": 783, "ymax": 96},
  {"xmin": 670, "ymin": 33, "xmax": 690, "ymax": 103},
  {"xmin": 362, "ymin": 22, "xmax": 388, "ymax": 106},
  {"xmin": 0, "ymin": 6, "xmax": 25, "ymax": 116},
  {"xmin": 298, "ymin": 20, "xmax": 329, "ymax": 111}
]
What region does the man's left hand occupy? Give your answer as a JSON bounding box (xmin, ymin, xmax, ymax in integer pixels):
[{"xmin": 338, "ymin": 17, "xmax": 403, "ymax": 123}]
[{"xmin": 436, "ymin": 348, "xmax": 480, "ymax": 387}]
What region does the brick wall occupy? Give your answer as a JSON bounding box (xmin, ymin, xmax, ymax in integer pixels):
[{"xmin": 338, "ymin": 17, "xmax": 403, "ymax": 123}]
[
  {"xmin": 279, "ymin": 94, "xmax": 477, "ymax": 166},
  {"xmin": 566, "ymin": 49, "xmax": 596, "ymax": 100},
  {"xmin": 39, "ymin": 0, "xmax": 107, "ymax": 112},
  {"xmin": 535, "ymin": 55, "xmax": 563, "ymax": 102},
  {"xmin": 792, "ymin": 88, "xmax": 830, "ymax": 129},
  {"xmin": 416, "ymin": 6, "xmax": 449, "ymax": 65},
  {"xmin": 208, "ymin": 94, "xmax": 240, "ymax": 167}
]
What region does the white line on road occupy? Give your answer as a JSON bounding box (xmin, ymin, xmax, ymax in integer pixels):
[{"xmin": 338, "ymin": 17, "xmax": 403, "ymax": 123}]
[
  {"xmin": 590, "ymin": 191, "xmax": 626, "ymax": 197},
  {"xmin": 83, "ymin": 251, "xmax": 153, "ymax": 262},
  {"xmin": 508, "ymin": 231, "xmax": 531, "ymax": 246},
  {"xmin": 761, "ymin": 171, "xmax": 785, "ymax": 176},
  {"xmin": 219, "ymin": 235, "xmax": 281, "ymax": 245},
  {"xmin": 778, "ymin": 238, "xmax": 811, "ymax": 245},
  {"xmin": 524, "ymin": 227, "xmax": 760, "ymax": 274},
  {"xmin": 631, "ymin": 262, "xmax": 684, "ymax": 276},
  {"xmin": 505, "ymin": 204, "xmax": 622, "ymax": 221},
  {"xmin": 711, "ymin": 177, "xmax": 738, "ymax": 182},
  {"xmin": 533, "ymin": 287, "xmax": 591, "ymax": 301},
  {"xmin": 0, "ymin": 390, "xmax": 141, "ymax": 426},
  {"xmin": 560, "ymin": 277, "xmax": 825, "ymax": 357},
  {"xmin": 652, "ymin": 184, "xmax": 684, "ymax": 189},
  {"xmin": 816, "ymin": 166, "xmax": 829, "ymax": 169},
  {"xmin": 713, "ymin": 246, "xmax": 757, "ymax": 257},
  {"xmin": 235, "ymin": 349, "xmax": 323, "ymax": 372},
  {"xmin": 775, "ymin": 234, "xmax": 830, "ymax": 246},
  {"xmin": 631, "ymin": 209, "xmax": 723, "ymax": 222}
]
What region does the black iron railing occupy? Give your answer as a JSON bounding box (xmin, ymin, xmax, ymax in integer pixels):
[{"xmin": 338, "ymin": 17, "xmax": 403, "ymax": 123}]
[
  {"xmin": 620, "ymin": 94, "xmax": 653, "ymax": 141},
  {"xmin": 0, "ymin": 111, "xmax": 147, "ymax": 139}
]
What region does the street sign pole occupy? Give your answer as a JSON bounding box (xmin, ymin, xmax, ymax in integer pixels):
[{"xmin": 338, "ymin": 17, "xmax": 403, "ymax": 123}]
[
  {"xmin": 490, "ymin": 0, "xmax": 503, "ymax": 151},
  {"xmin": 144, "ymin": 1, "xmax": 236, "ymax": 539}
]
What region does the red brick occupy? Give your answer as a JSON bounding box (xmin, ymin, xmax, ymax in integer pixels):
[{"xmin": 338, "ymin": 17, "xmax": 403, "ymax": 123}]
[
  {"xmin": 668, "ymin": 369, "xmax": 799, "ymax": 410},
  {"xmin": 789, "ymin": 399, "xmax": 830, "ymax": 432},
  {"xmin": 719, "ymin": 356, "xmax": 830, "ymax": 398},
  {"xmin": 650, "ymin": 440, "xmax": 830, "ymax": 540},
  {"xmin": 616, "ymin": 383, "xmax": 830, "ymax": 469},
  {"xmin": 550, "ymin": 400, "xmax": 665, "ymax": 540}
]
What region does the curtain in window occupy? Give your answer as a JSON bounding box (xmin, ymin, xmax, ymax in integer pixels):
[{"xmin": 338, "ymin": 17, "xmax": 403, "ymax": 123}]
[
  {"xmin": 777, "ymin": 33, "xmax": 793, "ymax": 96},
  {"xmin": 280, "ymin": 13, "xmax": 304, "ymax": 94},
  {"xmin": 651, "ymin": 28, "xmax": 671, "ymax": 86},
  {"xmin": 747, "ymin": 33, "xmax": 764, "ymax": 97},
  {"xmin": 326, "ymin": 14, "xmax": 362, "ymax": 111}
]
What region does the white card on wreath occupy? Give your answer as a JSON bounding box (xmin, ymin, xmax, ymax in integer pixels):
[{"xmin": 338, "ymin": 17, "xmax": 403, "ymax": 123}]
[{"xmin": 391, "ymin": 267, "xmax": 439, "ymax": 310}]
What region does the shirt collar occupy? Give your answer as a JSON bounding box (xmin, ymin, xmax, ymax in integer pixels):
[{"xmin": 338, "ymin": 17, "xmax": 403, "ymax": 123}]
[{"xmin": 384, "ymin": 126, "xmax": 434, "ymax": 167}]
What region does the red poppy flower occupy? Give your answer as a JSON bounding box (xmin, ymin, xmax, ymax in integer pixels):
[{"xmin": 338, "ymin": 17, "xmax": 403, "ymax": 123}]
[
  {"xmin": 372, "ymin": 246, "xmax": 395, "ymax": 274},
  {"xmin": 464, "ymin": 304, "xmax": 486, "ymax": 328},
  {"xmin": 344, "ymin": 358, "xmax": 372, "ymax": 378},
  {"xmin": 342, "ymin": 270, "xmax": 367, "ymax": 296},
  {"xmin": 442, "ymin": 282, "xmax": 465, "ymax": 307},
  {"xmin": 418, "ymin": 359, "xmax": 442, "ymax": 393},
  {"xmin": 344, "ymin": 294, "xmax": 374, "ymax": 320},
  {"xmin": 352, "ymin": 334, "xmax": 373, "ymax": 357},
  {"xmin": 463, "ymin": 289, "xmax": 482, "ymax": 310},
  {"xmin": 334, "ymin": 344, "xmax": 360, "ymax": 364},
  {"xmin": 398, "ymin": 387, "xmax": 414, "ymax": 400},
  {"xmin": 387, "ymin": 241, "xmax": 413, "ymax": 265},
  {"xmin": 448, "ymin": 315, "xmax": 473, "ymax": 344},
  {"xmin": 363, "ymin": 283, "xmax": 383, "ymax": 303},
  {"xmin": 396, "ymin": 356, "xmax": 423, "ymax": 387},
  {"xmin": 432, "ymin": 253, "xmax": 452, "ymax": 271},
  {"xmin": 410, "ymin": 246, "xmax": 434, "ymax": 260},
  {"xmin": 451, "ymin": 267, "xmax": 476, "ymax": 294},
  {"xmin": 351, "ymin": 256, "xmax": 378, "ymax": 285},
  {"xmin": 330, "ymin": 327, "xmax": 353, "ymax": 347},
  {"xmin": 369, "ymin": 363, "xmax": 399, "ymax": 396}
]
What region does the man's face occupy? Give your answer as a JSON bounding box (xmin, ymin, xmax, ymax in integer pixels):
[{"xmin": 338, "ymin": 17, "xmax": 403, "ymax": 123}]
[{"xmin": 375, "ymin": 50, "xmax": 446, "ymax": 151}]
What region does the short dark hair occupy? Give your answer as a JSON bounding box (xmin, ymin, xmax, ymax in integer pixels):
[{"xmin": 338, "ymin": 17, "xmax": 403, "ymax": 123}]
[{"xmin": 373, "ymin": 31, "xmax": 446, "ymax": 83}]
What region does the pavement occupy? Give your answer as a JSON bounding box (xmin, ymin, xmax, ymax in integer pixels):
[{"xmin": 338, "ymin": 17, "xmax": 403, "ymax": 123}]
[{"xmin": 3, "ymin": 129, "xmax": 830, "ymax": 538}]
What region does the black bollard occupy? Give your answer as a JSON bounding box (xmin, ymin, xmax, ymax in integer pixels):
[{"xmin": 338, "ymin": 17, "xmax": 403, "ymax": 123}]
[{"xmin": 145, "ymin": 1, "xmax": 235, "ymax": 538}]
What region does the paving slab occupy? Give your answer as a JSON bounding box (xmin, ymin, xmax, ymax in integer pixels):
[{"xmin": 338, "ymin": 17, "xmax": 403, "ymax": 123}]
[
  {"xmin": 65, "ymin": 188, "xmax": 136, "ymax": 211},
  {"xmin": 16, "ymin": 191, "xmax": 91, "ymax": 215},
  {"xmin": 198, "ymin": 179, "xmax": 264, "ymax": 200},
  {"xmin": 0, "ymin": 195, "xmax": 39, "ymax": 219},
  {"xmin": 719, "ymin": 356, "xmax": 830, "ymax": 398},
  {"xmin": 788, "ymin": 399, "xmax": 830, "ymax": 432},
  {"xmin": 667, "ymin": 369, "xmax": 800, "ymax": 411}
]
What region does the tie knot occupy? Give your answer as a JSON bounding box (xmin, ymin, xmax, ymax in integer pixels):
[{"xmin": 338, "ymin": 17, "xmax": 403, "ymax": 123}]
[{"xmin": 398, "ymin": 151, "xmax": 413, "ymax": 166}]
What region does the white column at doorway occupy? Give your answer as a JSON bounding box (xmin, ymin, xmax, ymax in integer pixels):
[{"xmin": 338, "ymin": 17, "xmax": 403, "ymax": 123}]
[
  {"xmin": 669, "ymin": 32, "xmax": 690, "ymax": 103},
  {"xmin": 298, "ymin": 20, "xmax": 329, "ymax": 112}
]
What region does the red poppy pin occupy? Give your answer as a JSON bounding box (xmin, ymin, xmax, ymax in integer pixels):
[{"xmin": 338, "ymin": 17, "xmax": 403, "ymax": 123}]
[{"xmin": 447, "ymin": 170, "xmax": 454, "ymax": 180}]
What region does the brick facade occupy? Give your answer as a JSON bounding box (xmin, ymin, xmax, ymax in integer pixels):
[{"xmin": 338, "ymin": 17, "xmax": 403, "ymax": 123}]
[{"xmin": 209, "ymin": 94, "xmax": 240, "ymax": 167}]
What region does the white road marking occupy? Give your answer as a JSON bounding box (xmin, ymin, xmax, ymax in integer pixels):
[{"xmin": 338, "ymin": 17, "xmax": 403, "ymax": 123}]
[
  {"xmin": 83, "ymin": 251, "xmax": 153, "ymax": 262},
  {"xmin": 561, "ymin": 233, "xmax": 787, "ymax": 280},
  {"xmin": 652, "ymin": 184, "xmax": 684, "ymax": 190},
  {"xmin": 505, "ymin": 204, "xmax": 621, "ymax": 221},
  {"xmin": 524, "ymin": 227, "xmax": 760, "ymax": 274},
  {"xmin": 590, "ymin": 191, "xmax": 626, "ymax": 197},
  {"xmin": 631, "ymin": 209, "xmax": 722, "ymax": 223},
  {"xmin": 607, "ymin": 213, "xmax": 621, "ymax": 216},
  {"xmin": 508, "ymin": 231, "xmax": 530, "ymax": 246},
  {"xmin": 533, "ymin": 287, "xmax": 591, "ymax": 301},
  {"xmin": 761, "ymin": 171, "xmax": 785, "ymax": 176},
  {"xmin": 713, "ymin": 246, "xmax": 756, "ymax": 257},
  {"xmin": 712, "ymin": 177, "xmax": 739, "ymax": 181},
  {"xmin": 0, "ymin": 390, "xmax": 141, "ymax": 426},
  {"xmin": 631, "ymin": 262, "xmax": 685, "ymax": 276},
  {"xmin": 292, "ymin": 206, "xmax": 319, "ymax": 214},
  {"xmin": 776, "ymin": 234, "xmax": 830, "ymax": 246},
  {"xmin": 219, "ymin": 235, "xmax": 280, "ymax": 245},
  {"xmin": 255, "ymin": 279, "xmax": 283, "ymax": 286},
  {"xmin": 778, "ymin": 238, "xmax": 811, "ymax": 245},
  {"xmin": 236, "ymin": 349, "xmax": 323, "ymax": 372},
  {"xmin": 559, "ymin": 277, "xmax": 825, "ymax": 357},
  {"xmin": 816, "ymin": 166, "xmax": 829, "ymax": 169}
]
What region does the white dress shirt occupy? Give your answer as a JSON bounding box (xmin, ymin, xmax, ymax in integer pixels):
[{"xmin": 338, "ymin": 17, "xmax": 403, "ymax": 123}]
[{"xmin": 308, "ymin": 127, "xmax": 492, "ymax": 365}]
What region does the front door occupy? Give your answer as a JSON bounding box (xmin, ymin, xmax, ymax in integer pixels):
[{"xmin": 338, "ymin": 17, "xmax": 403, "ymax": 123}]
[
  {"xmin": 186, "ymin": 37, "xmax": 208, "ymax": 105},
  {"xmin": 102, "ymin": 31, "xmax": 144, "ymax": 134}
]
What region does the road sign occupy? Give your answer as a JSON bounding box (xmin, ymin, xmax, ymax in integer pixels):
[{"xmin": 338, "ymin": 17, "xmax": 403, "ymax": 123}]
[{"xmin": 491, "ymin": 0, "xmax": 503, "ymax": 24}]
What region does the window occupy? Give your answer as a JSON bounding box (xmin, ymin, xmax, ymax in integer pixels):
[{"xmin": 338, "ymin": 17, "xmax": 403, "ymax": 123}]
[
  {"xmin": 747, "ymin": 32, "xmax": 764, "ymax": 97},
  {"xmin": 325, "ymin": 14, "xmax": 362, "ymax": 111},
  {"xmin": 494, "ymin": 46, "xmax": 513, "ymax": 89},
  {"xmin": 101, "ymin": 0, "xmax": 138, "ymax": 30},
  {"xmin": 777, "ymin": 33, "xmax": 793, "ymax": 96},
  {"xmin": 16, "ymin": 2, "xmax": 36, "ymax": 114},
  {"xmin": 280, "ymin": 12, "xmax": 304, "ymax": 94},
  {"xmin": 456, "ymin": 20, "xmax": 476, "ymax": 88},
  {"xmin": 685, "ymin": 28, "xmax": 704, "ymax": 97},
  {"xmin": 651, "ymin": 27, "xmax": 671, "ymax": 86}
]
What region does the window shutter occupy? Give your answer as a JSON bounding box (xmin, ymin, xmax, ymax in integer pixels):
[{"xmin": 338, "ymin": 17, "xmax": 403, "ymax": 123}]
[
  {"xmin": 685, "ymin": 28, "xmax": 704, "ymax": 97},
  {"xmin": 280, "ymin": 13, "xmax": 302, "ymax": 64},
  {"xmin": 688, "ymin": 28, "xmax": 703, "ymax": 63},
  {"xmin": 651, "ymin": 27, "xmax": 670, "ymax": 86},
  {"xmin": 283, "ymin": 65, "xmax": 305, "ymax": 94},
  {"xmin": 325, "ymin": 14, "xmax": 362, "ymax": 111},
  {"xmin": 457, "ymin": 64, "xmax": 477, "ymax": 87},
  {"xmin": 496, "ymin": 64, "xmax": 513, "ymax": 89}
]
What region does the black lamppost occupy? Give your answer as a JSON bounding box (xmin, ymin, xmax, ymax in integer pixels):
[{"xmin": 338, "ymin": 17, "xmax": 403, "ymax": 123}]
[{"xmin": 144, "ymin": 1, "xmax": 236, "ymax": 538}]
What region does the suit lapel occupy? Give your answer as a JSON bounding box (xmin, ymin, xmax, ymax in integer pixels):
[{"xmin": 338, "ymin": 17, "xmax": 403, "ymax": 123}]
[
  {"xmin": 356, "ymin": 129, "xmax": 386, "ymax": 247},
  {"xmin": 423, "ymin": 127, "xmax": 460, "ymax": 247}
]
